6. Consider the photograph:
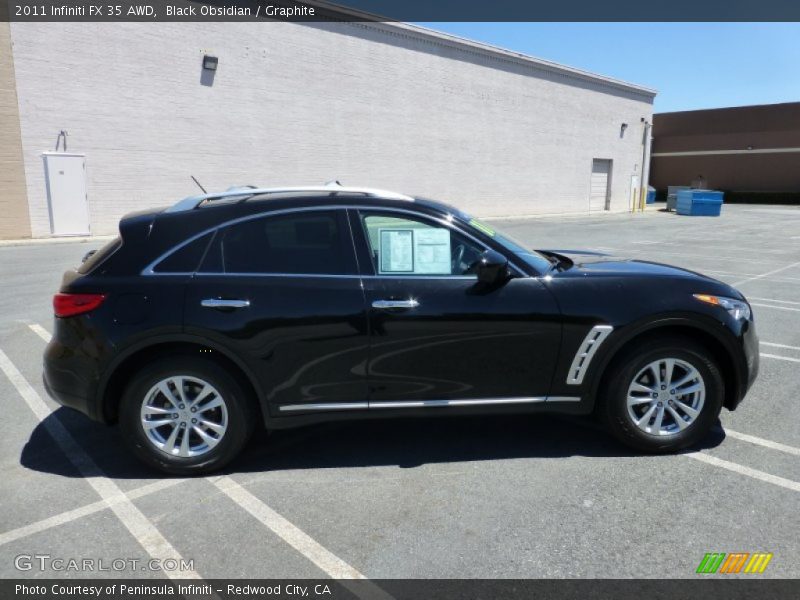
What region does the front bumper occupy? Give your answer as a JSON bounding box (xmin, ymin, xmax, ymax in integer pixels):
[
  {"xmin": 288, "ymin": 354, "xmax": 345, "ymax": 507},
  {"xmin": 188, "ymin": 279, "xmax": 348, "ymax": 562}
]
[{"xmin": 727, "ymin": 317, "xmax": 759, "ymax": 410}]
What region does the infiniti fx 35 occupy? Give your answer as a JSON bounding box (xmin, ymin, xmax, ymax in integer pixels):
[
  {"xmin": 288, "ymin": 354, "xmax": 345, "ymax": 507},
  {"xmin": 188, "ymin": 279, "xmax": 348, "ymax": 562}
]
[{"xmin": 43, "ymin": 184, "xmax": 759, "ymax": 474}]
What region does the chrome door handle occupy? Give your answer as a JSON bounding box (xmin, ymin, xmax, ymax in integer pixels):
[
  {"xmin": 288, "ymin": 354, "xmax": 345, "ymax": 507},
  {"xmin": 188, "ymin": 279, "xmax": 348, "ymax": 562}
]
[
  {"xmin": 201, "ymin": 298, "xmax": 250, "ymax": 309},
  {"xmin": 372, "ymin": 299, "xmax": 420, "ymax": 310}
]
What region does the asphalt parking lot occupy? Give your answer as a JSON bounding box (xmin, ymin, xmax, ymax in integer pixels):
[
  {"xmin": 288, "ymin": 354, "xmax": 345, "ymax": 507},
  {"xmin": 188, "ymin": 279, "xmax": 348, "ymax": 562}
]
[{"xmin": 1, "ymin": 203, "xmax": 798, "ymax": 581}]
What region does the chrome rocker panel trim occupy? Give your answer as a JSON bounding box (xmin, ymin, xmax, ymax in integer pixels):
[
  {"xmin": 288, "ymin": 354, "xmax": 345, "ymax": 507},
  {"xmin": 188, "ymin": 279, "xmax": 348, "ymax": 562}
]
[{"xmin": 278, "ymin": 396, "xmax": 581, "ymax": 412}]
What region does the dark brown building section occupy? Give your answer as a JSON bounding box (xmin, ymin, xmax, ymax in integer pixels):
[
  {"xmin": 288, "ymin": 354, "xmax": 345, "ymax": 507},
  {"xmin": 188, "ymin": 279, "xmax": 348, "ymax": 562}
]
[{"xmin": 650, "ymin": 102, "xmax": 800, "ymax": 194}]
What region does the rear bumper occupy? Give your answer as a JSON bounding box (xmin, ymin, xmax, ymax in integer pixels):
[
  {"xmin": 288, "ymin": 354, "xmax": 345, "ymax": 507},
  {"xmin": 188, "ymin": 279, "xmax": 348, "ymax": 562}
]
[{"xmin": 42, "ymin": 328, "xmax": 103, "ymax": 422}]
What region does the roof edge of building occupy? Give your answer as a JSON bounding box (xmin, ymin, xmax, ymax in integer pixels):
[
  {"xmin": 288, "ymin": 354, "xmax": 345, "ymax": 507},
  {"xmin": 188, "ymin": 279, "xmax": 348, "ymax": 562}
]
[
  {"xmin": 656, "ymin": 100, "xmax": 800, "ymax": 116},
  {"xmin": 306, "ymin": 0, "xmax": 657, "ymax": 100}
]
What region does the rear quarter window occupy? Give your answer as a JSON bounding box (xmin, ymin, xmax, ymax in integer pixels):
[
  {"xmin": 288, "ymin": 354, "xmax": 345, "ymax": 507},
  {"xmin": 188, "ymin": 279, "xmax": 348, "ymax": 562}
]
[{"xmin": 152, "ymin": 233, "xmax": 214, "ymax": 274}]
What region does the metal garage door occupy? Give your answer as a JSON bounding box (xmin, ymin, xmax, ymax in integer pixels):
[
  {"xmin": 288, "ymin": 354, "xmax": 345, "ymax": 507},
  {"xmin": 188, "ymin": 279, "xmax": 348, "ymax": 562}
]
[{"xmin": 589, "ymin": 159, "xmax": 611, "ymax": 212}]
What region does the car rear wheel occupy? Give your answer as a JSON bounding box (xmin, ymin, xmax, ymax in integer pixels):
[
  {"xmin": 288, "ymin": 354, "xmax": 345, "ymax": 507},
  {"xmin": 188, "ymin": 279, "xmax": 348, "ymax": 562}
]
[
  {"xmin": 119, "ymin": 357, "xmax": 256, "ymax": 475},
  {"xmin": 601, "ymin": 337, "xmax": 723, "ymax": 453}
]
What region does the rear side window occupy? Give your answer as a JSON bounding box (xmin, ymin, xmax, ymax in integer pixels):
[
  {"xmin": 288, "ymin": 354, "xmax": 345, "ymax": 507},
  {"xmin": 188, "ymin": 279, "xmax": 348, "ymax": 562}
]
[
  {"xmin": 77, "ymin": 237, "xmax": 122, "ymax": 274},
  {"xmin": 152, "ymin": 232, "xmax": 214, "ymax": 274},
  {"xmin": 201, "ymin": 211, "xmax": 356, "ymax": 275}
]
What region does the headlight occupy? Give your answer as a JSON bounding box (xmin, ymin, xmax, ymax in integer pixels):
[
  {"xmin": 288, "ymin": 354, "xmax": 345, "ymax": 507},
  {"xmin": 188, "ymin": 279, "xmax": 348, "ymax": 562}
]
[{"xmin": 693, "ymin": 294, "xmax": 751, "ymax": 320}]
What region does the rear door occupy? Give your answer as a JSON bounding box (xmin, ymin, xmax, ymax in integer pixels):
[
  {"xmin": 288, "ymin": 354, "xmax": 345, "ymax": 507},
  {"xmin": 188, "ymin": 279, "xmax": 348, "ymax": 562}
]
[
  {"xmin": 183, "ymin": 208, "xmax": 369, "ymax": 415},
  {"xmin": 351, "ymin": 208, "xmax": 562, "ymax": 406}
]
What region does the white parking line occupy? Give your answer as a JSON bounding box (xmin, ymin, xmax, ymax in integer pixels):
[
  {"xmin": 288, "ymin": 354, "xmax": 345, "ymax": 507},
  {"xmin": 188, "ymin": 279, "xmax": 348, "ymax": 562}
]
[
  {"xmin": 703, "ymin": 269, "xmax": 800, "ymax": 283},
  {"xmin": 0, "ymin": 479, "xmax": 185, "ymax": 547},
  {"xmin": 28, "ymin": 323, "xmax": 52, "ymax": 343},
  {"xmin": 210, "ymin": 476, "xmax": 365, "ymax": 578},
  {"xmin": 723, "ymin": 429, "xmax": 800, "ymax": 457},
  {"xmin": 751, "ymin": 302, "xmax": 800, "ymax": 313},
  {"xmin": 0, "ymin": 349, "xmax": 201, "ymax": 580},
  {"xmin": 210, "ymin": 476, "xmax": 393, "ymax": 599},
  {"xmin": 749, "ymin": 296, "xmax": 800, "ymax": 306},
  {"xmin": 684, "ymin": 452, "xmax": 800, "ymax": 493},
  {"xmin": 761, "ymin": 341, "xmax": 800, "ymax": 352},
  {"xmin": 760, "ymin": 353, "xmax": 800, "ymax": 364},
  {"xmin": 732, "ymin": 260, "xmax": 800, "ymax": 287}
]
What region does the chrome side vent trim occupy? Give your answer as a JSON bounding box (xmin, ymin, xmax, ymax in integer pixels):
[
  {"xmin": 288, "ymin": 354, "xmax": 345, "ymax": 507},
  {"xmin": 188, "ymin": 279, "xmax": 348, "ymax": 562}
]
[{"xmin": 566, "ymin": 325, "xmax": 614, "ymax": 385}]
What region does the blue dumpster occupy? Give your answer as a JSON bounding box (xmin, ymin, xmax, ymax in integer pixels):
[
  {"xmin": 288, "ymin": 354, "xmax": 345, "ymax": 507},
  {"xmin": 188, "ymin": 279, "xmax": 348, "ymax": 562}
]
[
  {"xmin": 646, "ymin": 186, "xmax": 656, "ymax": 204},
  {"xmin": 667, "ymin": 185, "xmax": 691, "ymax": 211},
  {"xmin": 676, "ymin": 190, "xmax": 724, "ymax": 216}
]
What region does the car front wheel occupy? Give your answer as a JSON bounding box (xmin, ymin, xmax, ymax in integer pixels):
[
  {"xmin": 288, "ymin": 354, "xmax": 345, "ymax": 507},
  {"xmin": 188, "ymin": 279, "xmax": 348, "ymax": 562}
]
[
  {"xmin": 119, "ymin": 357, "xmax": 256, "ymax": 475},
  {"xmin": 602, "ymin": 337, "xmax": 724, "ymax": 453}
]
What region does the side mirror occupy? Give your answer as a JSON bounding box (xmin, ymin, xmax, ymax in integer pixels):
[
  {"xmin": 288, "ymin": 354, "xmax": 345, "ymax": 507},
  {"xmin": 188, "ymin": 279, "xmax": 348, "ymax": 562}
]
[{"xmin": 475, "ymin": 249, "xmax": 510, "ymax": 285}]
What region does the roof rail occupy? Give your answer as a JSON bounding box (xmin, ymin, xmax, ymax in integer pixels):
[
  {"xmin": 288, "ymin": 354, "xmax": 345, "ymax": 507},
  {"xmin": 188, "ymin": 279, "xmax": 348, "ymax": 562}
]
[{"xmin": 164, "ymin": 181, "xmax": 414, "ymax": 213}]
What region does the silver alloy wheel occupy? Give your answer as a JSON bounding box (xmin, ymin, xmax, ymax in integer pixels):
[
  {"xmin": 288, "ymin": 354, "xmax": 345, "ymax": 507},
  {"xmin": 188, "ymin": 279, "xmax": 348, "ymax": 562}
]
[
  {"xmin": 626, "ymin": 358, "xmax": 705, "ymax": 436},
  {"xmin": 140, "ymin": 375, "xmax": 228, "ymax": 458}
]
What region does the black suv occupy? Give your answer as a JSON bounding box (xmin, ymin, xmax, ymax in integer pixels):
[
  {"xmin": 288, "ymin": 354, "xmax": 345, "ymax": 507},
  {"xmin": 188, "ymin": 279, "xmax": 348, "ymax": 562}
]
[{"xmin": 44, "ymin": 184, "xmax": 759, "ymax": 474}]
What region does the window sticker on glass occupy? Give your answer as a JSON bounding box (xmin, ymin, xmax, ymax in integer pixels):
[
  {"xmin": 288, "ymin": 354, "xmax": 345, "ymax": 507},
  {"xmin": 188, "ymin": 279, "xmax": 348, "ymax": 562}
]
[
  {"xmin": 413, "ymin": 228, "xmax": 451, "ymax": 274},
  {"xmin": 379, "ymin": 229, "xmax": 414, "ymax": 273}
]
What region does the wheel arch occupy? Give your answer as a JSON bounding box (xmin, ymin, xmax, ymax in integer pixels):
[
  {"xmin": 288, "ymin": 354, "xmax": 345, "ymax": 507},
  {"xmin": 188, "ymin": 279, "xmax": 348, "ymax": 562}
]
[
  {"xmin": 588, "ymin": 318, "xmax": 745, "ymax": 412},
  {"xmin": 97, "ymin": 335, "xmax": 265, "ymax": 425}
]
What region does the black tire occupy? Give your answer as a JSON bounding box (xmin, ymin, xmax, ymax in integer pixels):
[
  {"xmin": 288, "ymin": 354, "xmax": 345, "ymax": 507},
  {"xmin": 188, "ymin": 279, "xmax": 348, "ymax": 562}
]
[
  {"xmin": 601, "ymin": 336, "xmax": 723, "ymax": 453},
  {"xmin": 119, "ymin": 356, "xmax": 257, "ymax": 475}
]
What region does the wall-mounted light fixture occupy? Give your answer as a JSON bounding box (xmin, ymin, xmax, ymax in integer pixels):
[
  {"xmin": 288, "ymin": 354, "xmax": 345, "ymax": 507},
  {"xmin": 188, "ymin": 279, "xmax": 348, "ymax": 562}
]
[
  {"xmin": 620, "ymin": 122, "xmax": 628, "ymax": 138},
  {"xmin": 202, "ymin": 55, "xmax": 219, "ymax": 71}
]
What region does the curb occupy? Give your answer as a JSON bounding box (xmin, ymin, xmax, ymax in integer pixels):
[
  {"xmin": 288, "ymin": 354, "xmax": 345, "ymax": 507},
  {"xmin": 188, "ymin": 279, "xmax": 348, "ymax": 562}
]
[{"xmin": 0, "ymin": 235, "xmax": 116, "ymax": 248}]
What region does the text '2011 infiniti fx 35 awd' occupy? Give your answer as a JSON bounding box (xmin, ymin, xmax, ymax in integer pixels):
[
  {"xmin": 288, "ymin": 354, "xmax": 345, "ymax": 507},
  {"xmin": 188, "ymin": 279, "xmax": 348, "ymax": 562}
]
[{"xmin": 44, "ymin": 183, "xmax": 759, "ymax": 474}]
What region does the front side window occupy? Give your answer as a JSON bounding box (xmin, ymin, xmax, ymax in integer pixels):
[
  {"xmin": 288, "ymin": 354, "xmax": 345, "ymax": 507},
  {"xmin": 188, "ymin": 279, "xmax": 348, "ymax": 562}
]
[
  {"xmin": 361, "ymin": 213, "xmax": 484, "ymax": 276},
  {"xmin": 201, "ymin": 210, "xmax": 356, "ymax": 275}
]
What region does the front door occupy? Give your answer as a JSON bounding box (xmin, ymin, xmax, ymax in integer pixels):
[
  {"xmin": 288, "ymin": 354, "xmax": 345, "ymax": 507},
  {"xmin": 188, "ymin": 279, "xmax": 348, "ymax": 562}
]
[
  {"xmin": 183, "ymin": 208, "xmax": 369, "ymax": 415},
  {"xmin": 350, "ymin": 209, "xmax": 562, "ymax": 405}
]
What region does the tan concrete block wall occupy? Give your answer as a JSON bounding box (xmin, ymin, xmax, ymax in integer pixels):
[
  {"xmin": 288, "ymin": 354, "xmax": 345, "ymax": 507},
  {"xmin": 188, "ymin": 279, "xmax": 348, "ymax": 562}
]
[{"xmin": 0, "ymin": 21, "xmax": 31, "ymax": 239}]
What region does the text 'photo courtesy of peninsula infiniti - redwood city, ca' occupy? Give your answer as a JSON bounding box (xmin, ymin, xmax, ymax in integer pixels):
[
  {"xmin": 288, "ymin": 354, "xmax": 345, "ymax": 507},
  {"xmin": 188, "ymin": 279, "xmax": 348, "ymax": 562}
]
[{"xmin": 43, "ymin": 182, "xmax": 759, "ymax": 474}]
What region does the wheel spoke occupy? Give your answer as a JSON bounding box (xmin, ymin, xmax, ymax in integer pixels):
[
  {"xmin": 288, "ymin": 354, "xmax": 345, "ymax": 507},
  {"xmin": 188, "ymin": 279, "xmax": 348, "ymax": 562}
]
[
  {"xmin": 179, "ymin": 427, "xmax": 191, "ymax": 457},
  {"xmin": 649, "ymin": 363, "xmax": 662, "ymax": 389},
  {"xmin": 163, "ymin": 425, "xmax": 180, "ymax": 454},
  {"xmin": 143, "ymin": 417, "xmax": 175, "ymax": 429},
  {"xmin": 193, "ymin": 425, "xmax": 221, "ymax": 449},
  {"xmin": 199, "ymin": 419, "xmax": 225, "ymax": 435},
  {"xmin": 651, "ymin": 405, "xmax": 665, "ymax": 433},
  {"xmin": 676, "ymin": 382, "xmax": 703, "ymax": 396},
  {"xmin": 636, "ymin": 404, "xmax": 657, "ymax": 427},
  {"xmin": 630, "ymin": 382, "xmax": 655, "ymax": 394},
  {"xmin": 628, "ymin": 395, "xmax": 653, "ymax": 407},
  {"xmin": 195, "ymin": 396, "xmax": 223, "ymax": 413},
  {"xmin": 671, "ymin": 372, "xmax": 697, "ymax": 389},
  {"xmin": 157, "ymin": 382, "xmax": 178, "ymax": 407},
  {"xmin": 190, "ymin": 384, "xmax": 215, "ymax": 408},
  {"xmin": 143, "ymin": 405, "xmax": 173, "ymax": 416},
  {"xmin": 663, "ymin": 359, "xmax": 675, "ymax": 387},
  {"xmin": 666, "ymin": 405, "xmax": 689, "ymax": 430},
  {"xmin": 674, "ymin": 399, "xmax": 699, "ymax": 420},
  {"xmin": 173, "ymin": 377, "xmax": 188, "ymax": 405}
]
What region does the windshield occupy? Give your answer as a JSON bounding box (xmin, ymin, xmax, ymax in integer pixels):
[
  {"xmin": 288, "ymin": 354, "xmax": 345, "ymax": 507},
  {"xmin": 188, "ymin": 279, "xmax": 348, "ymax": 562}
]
[{"xmin": 458, "ymin": 214, "xmax": 554, "ymax": 274}]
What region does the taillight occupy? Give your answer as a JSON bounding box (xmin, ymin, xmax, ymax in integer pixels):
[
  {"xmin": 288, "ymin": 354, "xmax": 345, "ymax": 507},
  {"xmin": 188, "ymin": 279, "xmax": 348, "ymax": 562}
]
[{"xmin": 53, "ymin": 293, "xmax": 106, "ymax": 318}]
